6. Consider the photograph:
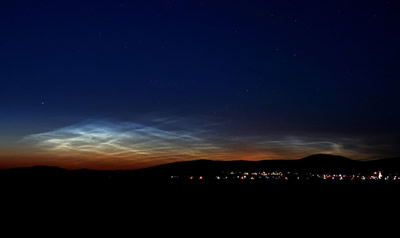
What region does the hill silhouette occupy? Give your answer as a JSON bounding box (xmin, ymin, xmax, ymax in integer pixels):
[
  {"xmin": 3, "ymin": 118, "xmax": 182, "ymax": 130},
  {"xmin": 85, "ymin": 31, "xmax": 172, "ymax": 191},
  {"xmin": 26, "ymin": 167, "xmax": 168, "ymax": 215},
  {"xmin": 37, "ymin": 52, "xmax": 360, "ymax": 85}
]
[
  {"xmin": 140, "ymin": 154, "xmax": 359, "ymax": 175},
  {"xmin": 297, "ymin": 154, "xmax": 361, "ymax": 172},
  {"xmin": 1, "ymin": 154, "xmax": 400, "ymax": 185},
  {"xmin": 300, "ymin": 154, "xmax": 353, "ymax": 163},
  {"xmin": 363, "ymin": 157, "xmax": 400, "ymax": 172},
  {"xmin": 132, "ymin": 154, "xmax": 400, "ymax": 180}
]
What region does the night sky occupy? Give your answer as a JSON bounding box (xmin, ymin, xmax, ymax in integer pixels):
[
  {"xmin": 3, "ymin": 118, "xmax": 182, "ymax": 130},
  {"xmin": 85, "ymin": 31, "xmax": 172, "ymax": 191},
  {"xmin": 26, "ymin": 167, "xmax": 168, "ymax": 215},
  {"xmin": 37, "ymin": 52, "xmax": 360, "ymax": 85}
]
[{"xmin": 1, "ymin": 0, "xmax": 399, "ymax": 169}]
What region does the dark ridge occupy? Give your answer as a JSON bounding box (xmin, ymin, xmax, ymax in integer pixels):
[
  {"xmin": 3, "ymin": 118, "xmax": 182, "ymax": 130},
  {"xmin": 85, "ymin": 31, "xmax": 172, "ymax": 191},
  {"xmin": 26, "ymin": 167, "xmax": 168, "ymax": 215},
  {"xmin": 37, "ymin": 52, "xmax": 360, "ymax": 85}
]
[
  {"xmin": 363, "ymin": 157, "xmax": 400, "ymax": 172},
  {"xmin": 138, "ymin": 154, "xmax": 359, "ymax": 175},
  {"xmin": 137, "ymin": 159, "xmax": 296, "ymax": 177},
  {"xmin": 299, "ymin": 154, "xmax": 354, "ymax": 162},
  {"xmin": 297, "ymin": 154, "xmax": 361, "ymax": 172},
  {"xmin": 5, "ymin": 166, "xmax": 68, "ymax": 176},
  {"xmin": 1, "ymin": 154, "xmax": 400, "ymax": 185}
]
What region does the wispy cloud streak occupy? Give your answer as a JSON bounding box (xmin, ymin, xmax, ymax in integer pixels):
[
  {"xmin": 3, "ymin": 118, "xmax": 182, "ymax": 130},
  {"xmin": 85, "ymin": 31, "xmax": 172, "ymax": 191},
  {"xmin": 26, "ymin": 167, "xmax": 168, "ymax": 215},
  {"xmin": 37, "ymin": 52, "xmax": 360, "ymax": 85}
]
[
  {"xmin": 23, "ymin": 120, "xmax": 221, "ymax": 165},
  {"xmin": 21, "ymin": 118, "xmax": 392, "ymax": 168}
]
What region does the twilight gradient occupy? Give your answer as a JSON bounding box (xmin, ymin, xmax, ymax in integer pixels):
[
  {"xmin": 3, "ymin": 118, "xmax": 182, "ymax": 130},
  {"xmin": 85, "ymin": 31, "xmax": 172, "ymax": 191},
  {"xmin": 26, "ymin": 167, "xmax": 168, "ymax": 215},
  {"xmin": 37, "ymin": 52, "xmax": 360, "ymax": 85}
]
[
  {"xmin": 1, "ymin": 1, "xmax": 400, "ymax": 169},
  {"xmin": 0, "ymin": 118, "xmax": 388, "ymax": 169}
]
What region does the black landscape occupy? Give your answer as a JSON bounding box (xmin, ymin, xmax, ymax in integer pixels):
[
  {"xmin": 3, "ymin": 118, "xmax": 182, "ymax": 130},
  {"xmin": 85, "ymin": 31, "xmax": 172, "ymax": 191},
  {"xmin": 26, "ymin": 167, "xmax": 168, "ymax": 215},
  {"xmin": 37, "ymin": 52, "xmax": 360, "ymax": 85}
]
[{"xmin": 1, "ymin": 154, "xmax": 400, "ymax": 186}]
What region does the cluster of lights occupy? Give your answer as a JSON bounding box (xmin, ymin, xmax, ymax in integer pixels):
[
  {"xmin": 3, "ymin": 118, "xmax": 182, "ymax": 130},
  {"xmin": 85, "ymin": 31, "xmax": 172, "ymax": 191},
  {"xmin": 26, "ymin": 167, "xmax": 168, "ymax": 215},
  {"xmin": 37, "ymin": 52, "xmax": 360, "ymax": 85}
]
[
  {"xmin": 315, "ymin": 171, "xmax": 398, "ymax": 181},
  {"xmin": 169, "ymin": 170, "xmax": 400, "ymax": 183},
  {"xmin": 170, "ymin": 171, "xmax": 289, "ymax": 181}
]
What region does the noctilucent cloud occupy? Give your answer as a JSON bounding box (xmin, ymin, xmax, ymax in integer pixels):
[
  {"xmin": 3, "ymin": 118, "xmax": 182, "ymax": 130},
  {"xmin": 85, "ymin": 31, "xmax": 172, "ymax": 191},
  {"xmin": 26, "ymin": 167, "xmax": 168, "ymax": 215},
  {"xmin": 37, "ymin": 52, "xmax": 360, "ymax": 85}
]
[{"xmin": 1, "ymin": 0, "xmax": 399, "ymax": 169}]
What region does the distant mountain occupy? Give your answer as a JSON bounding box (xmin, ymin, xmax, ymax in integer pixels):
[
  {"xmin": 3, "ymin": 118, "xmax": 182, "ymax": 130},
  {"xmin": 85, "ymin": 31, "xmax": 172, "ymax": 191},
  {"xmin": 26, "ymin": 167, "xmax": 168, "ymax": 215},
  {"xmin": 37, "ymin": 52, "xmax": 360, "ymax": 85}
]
[
  {"xmin": 363, "ymin": 157, "xmax": 400, "ymax": 172},
  {"xmin": 5, "ymin": 166, "xmax": 68, "ymax": 176},
  {"xmin": 300, "ymin": 154, "xmax": 353, "ymax": 163},
  {"xmin": 139, "ymin": 159, "xmax": 296, "ymax": 176},
  {"xmin": 1, "ymin": 154, "xmax": 400, "ymax": 185},
  {"xmin": 297, "ymin": 154, "xmax": 361, "ymax": 171},
  {"xmin": 137, "ymin": 154, "xmax": 362, "ymax": 175}
]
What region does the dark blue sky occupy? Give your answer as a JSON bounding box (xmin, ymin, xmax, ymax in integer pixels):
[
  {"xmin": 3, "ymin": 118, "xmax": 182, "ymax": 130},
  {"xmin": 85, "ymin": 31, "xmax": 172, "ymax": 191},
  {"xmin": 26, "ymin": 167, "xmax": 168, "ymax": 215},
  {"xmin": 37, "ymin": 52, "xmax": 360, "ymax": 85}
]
[{"xmin": 1, "ymin": 0, "xmax": 399, "ymax": 168}]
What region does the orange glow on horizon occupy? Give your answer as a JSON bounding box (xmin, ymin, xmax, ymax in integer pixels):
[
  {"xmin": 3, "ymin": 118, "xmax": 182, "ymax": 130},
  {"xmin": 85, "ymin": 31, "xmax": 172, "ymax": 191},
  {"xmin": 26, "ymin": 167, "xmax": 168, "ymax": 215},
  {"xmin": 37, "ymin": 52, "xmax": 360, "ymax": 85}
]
[{"xmin": 0, "ymin": 149, "xmax": 303, "ymax": 170}]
